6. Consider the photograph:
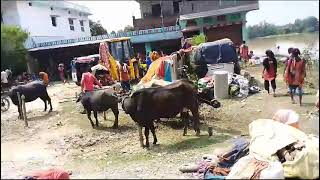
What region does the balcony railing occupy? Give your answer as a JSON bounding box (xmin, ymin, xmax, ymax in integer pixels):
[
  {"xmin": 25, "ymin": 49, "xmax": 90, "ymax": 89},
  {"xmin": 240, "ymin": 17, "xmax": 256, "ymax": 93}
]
[{"xmin": 26, "ymin": 25, "xmax": 181, "ymax": 49}]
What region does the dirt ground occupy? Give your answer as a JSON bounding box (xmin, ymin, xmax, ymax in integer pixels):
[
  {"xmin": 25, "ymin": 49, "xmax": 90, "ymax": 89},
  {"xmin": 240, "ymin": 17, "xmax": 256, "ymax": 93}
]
[{"xmin": 1, "ymin": 66, "xmax": 319, "ymax": 179}]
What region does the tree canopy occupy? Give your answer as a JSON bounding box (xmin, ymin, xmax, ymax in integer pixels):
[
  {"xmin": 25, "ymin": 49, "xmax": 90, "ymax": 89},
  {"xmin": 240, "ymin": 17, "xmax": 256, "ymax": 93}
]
[
  {"xmin": 247, "ymin": 16, "xmax": 319, "ymax": 39},
  {"xmin": 89, "ymin": 20, "xmax": 108, "ymax": 36},
  {"xmin": 116, "ymin": 25, "xmax": 134, "ymax": 33},
  {"xmin": 1, "ymin": 25, "xmax": 29, "ymax": 74}
]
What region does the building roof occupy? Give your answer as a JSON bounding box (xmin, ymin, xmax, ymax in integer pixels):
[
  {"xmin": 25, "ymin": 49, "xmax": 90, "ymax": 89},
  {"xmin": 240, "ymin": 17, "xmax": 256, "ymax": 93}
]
[
  {"xmin": 32, "ymin": 1, "xmax": 92, "ymax": 15},
  {"xmin": 179, "ymin": 3, "xmax": 259, "ymax": 21},
  {"xmin": 28, "ymin": 37, "xmax": 131, "ymax": 51}
]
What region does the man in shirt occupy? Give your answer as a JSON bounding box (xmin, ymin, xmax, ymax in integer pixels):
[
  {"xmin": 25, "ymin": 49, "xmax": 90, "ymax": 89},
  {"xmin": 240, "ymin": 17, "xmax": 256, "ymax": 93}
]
[
  {"xmin": 1, "ymin": 70, "xmax": 8, "ymax": 92},
  {"xmin": 80, "ymin": 67, "xmax": 102, "ymax": 114},
  {"xmin": 81, "ymin": 67, "xmax": 102, "ymax": 93}
]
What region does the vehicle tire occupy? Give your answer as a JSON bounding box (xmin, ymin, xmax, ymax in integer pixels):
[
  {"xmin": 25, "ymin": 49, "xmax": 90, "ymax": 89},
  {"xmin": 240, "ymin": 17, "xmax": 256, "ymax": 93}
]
[{"xmin": 1, "ymin": 97, "xmax": 10, "ymax": 112}]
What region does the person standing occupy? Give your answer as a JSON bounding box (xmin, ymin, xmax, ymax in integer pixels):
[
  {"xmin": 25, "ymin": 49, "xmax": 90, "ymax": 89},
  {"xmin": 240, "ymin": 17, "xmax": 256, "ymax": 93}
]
[
  {"xmin": 240, "ymin": 41, "xmax": 249, "ymax": 63},
  {"xmin": 1, "ymin": 70, "xmax": 9, "ymax": 92},
  {"xmin": 79, "ymin": 67, "xmax": 102, "ymax": 114},
  {"xmin": 284, "ymin": 47, "xmax": 294, "ymax": 94},
  {"xmin": 145, "ymin": 52, "xmax": 152, "ymax": 69},
  {"xmin": 39, "ymin": 71, "xmax": 49, "ymax": 86},
  {"xmin": 58, "ymin": 63, "xmax": 66, "ymax": 84},
  {"xmin": 81, "ymin": 67, "xmax": 102, "ymax": 93},
  {"xmin": 262, "ymin": 50, "xmax": 277, "ymax": 97},
  {"xmin": 117, "ymin": 61, "xmax": 131, "ymax": 92},
  {"xmin": 285, "ymin": 48, "xmax": 306, "ymax": 106}
]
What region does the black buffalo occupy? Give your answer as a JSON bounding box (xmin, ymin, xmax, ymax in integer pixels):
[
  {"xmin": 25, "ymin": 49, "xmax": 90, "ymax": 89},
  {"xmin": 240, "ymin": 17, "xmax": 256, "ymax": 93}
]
[
  {"xmin": 76, "ymin": 89, "xmax": 119, "ymax": 128},
  {"xmin": 122, "ymin": 80, "xmax": 201, "ymax": 148},
  {"xmin": 9, "ymin": 81, "xmax": 52, "ymax": 119}
]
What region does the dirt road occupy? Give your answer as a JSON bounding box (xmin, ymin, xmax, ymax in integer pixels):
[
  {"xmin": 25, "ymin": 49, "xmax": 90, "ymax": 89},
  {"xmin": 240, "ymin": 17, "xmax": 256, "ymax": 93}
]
[{"xmin": 1, "ymin": 66, "xmax": 318, "ymax": 179}]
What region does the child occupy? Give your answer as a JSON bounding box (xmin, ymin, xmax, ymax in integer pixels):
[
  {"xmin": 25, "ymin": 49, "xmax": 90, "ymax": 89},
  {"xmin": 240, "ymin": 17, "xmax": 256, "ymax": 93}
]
[{"xmin": 117, "ymin": 61, "xmax": 131, "ymax": 92}]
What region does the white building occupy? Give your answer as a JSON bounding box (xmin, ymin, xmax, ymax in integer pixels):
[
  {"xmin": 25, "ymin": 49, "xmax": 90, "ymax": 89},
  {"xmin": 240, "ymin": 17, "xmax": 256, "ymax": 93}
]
[{"xmin": 1, "ymin": 1, "xmax": 92, "ymax": 43}]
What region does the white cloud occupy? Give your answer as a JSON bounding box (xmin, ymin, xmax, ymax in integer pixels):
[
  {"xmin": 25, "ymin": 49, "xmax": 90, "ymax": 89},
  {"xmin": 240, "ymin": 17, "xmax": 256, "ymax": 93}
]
[{"xmin": 72, "ymin": 1, "xmax": 141, "ymax": 32}]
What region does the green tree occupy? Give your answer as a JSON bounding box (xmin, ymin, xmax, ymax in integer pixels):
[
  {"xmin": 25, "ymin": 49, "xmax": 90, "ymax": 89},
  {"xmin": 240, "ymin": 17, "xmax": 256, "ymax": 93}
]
[
  {"xmin": 191, "ymin": 34, "xmax": 207, "ymax": 46},
  {"xmin": 123, "ymin": 25, "xmax": 134, "ymax": 32},
  {"xmin": 89, "ymin": 20, "xmax": 108, "ymax": 36},
  {"xmin": 247, "ymin": 16, "xmax": 319, "ymax": 39},
  {"xmin": 1, "ymin": 25, "xmax": 29, "ymax": 74}
]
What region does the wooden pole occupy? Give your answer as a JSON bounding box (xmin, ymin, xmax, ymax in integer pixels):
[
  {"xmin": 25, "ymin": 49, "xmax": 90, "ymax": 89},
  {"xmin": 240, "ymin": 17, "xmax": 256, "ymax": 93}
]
[
  {"xmin": 21, "ymin": 95, "xmax": 28, "ymax": 127},
  {"xmin": 17, "ymin": 92, "xmax": 22, "ymax": 120}
]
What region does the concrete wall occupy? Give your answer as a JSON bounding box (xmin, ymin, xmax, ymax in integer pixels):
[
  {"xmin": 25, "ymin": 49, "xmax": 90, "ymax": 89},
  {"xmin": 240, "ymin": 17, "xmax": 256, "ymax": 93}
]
[
  {"xmin": 1, "ymin": 1, "xmax": 21, "ymax": 26},
  {"xmin": 137, "ymin": 0, "xmax": 258, "ymax": 17},
  {"xmin": 139, "ymin": 1, "xmax": 176, "ymax": 17},
  {"xmin": 1, "ymin": 1, "xmax": 91, "ymax": 39}
]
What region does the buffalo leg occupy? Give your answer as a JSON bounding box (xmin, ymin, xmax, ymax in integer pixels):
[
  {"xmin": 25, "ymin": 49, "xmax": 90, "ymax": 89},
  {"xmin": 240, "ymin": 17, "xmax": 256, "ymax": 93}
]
[
  {"xmin": 44, "ymin": 92, "xmax": 52, "ymax": 112},
  {"xmin": 17, "ymin": 105, "xmax": 22, "ymax": 119},
  {"xmin": 93, "ymin": 111, "xmax": 99, "ymax": 127},
  {"xmin": 111, "ymin": 107, "xmax": 119, "ymax": 129},
  {"xmin": 144, "ymin": 126, "xmax": 150, "ymax": 148},
  {"xmin": 40, "ymin": 97, "xmax": 47, "ymax": 111},
  {"xmin": 181, "ymin": 111, "xmax": 189, "ymax": 136},
  {"xmin": 137, "ymin": 124, "xmax": 144, "ymax": 147},
  {"xmin": 47, "ymin": 96, "xmax": 52, "ymax": 112},
  {"xmin": 150, "ymin": 123, "xmax": 157, "ymax": 145},
  {"xmin": 86, "ymin": 110, "xmax": 95, "ymax": 128},
  {"xmin": 190, "ymin": 109, "xmax": 200, "ymax": 136}
]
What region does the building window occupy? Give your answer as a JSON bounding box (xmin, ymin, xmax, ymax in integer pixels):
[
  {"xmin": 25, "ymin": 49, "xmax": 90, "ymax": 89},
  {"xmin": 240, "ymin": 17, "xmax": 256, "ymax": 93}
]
[
  {"xmin": 51, "ymin": 16, "xmax": 57, "ymax": 27},
  {"xmin": 68, "ymin": 11, "xmax": 71, "ymax": 14},
  {"xmin": 28, "ymin": 2, "xmax": 32, "ymax": 6},
  {"xmin": 217, "ymin": 15, "xmax": 226, "ymax": 22},
  {"xmin": 80, "ymin": 20, "xmax": 85, "ymax": 32},
  {"xmin": 69, "ymin": 18, "xmax": 74, "ymax": 31},
  {"xmin": 173, "ymin": 1, "xmax": 179, "ymax": 14},
  {"xmin": 151, "ymin": 4, "xmax": 161, "ymax": 17}
]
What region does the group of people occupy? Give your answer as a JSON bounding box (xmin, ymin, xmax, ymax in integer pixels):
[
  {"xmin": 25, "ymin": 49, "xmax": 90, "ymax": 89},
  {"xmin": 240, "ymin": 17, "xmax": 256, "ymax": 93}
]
[{"xmin": 262, "ymin": 47, "xmax": 306, "ymax": 106}]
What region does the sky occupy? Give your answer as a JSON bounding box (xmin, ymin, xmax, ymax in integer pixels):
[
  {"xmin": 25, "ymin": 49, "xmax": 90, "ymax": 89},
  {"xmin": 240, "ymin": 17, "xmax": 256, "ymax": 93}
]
[{"xmin": 73, "ymin": 1, "xmax": 319, "ymax": 32}]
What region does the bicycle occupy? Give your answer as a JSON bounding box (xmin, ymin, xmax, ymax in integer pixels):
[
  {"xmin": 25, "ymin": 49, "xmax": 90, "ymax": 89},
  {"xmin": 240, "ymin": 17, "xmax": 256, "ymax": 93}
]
[{"xmin": 1, "ymin": 93, "xmax": 10, "ymax": 112}]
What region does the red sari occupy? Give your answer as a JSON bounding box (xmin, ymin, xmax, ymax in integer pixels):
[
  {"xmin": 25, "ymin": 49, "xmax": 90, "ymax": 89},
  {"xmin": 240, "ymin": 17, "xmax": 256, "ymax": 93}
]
[
  {"xmin": 263, "ymin": 58, "xmax": 276, "ymax": 81},
  {"xmin": 285, "ymin": 58, "xmax": 306, "ymax": 86}
]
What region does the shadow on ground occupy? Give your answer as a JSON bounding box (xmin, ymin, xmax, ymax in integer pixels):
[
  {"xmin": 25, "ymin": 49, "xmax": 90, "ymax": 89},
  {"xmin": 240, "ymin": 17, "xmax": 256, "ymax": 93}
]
[{"xmin": 27, "ymin": 111, "xmax": 59, "ymax": 122}]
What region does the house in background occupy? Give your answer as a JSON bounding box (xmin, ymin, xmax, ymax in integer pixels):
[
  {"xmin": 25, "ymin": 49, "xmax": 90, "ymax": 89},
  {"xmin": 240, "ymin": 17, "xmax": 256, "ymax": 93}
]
[
  {"xmin": 1, "ymin": 1, "xmax": 92, "ymax": 43},
  {"xmin": 132, "ymin": 0, "xmax": 259, "ymax": 54}
]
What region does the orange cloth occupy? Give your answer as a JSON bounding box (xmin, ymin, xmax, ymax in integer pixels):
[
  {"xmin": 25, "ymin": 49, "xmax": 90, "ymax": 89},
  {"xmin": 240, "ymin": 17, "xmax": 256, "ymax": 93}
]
[
  {"xmin": 140, "ymin": 57, "xmax": 166, "ymax": 83},
  {"xmin": 39, "ymin": 72, "xmax": 49, "ymax": 85}
]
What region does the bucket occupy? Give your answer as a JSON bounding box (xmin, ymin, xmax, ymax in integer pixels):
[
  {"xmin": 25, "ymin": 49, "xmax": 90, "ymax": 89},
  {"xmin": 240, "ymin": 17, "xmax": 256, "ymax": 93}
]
[{"xmin": 213, "ymin": 70, "xmax": 229, "ymax": 99}]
